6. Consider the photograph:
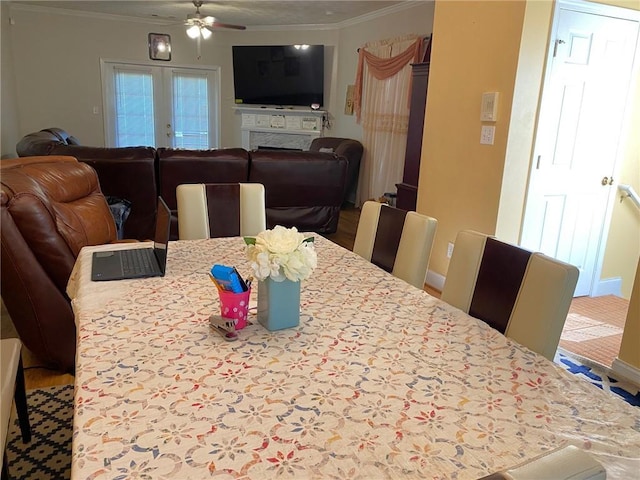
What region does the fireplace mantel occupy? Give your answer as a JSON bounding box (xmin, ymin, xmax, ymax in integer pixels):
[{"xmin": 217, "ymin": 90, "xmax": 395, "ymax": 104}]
[{"xmin": 235, "ymin": 106, "xmax": 326, "ymax": 150}]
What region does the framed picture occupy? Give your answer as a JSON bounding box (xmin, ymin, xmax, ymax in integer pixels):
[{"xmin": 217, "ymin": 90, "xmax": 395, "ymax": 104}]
[{"xmin": 149, "ymin": 33, "xmax": 171, "ymax": 61}]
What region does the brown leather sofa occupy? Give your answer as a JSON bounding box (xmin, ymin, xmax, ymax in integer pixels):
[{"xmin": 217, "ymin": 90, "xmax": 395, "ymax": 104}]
[
  {"xmin": 309, "ymin": 137, "xmax": 363, "ymax": 206},
  {"xmin": 1, "ymin": 156, "xmax": 118, "ymax": 371},
  {"xmin": 249, "ymin": 150, "xmax": 348, "ymax": 233},
  {"xmin": 157, "ymin": 148, "xmax": 251, "ymax": 239},
  {"xmin": 16, "ymin": 129, "xmax": 349, "ymax": 239},
  {"xmin": 18, "ymin": 129, "xmax": 158, "ymax": 240}
]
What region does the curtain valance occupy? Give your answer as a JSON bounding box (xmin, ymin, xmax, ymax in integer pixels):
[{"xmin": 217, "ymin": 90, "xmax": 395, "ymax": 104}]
[{"xmin": 353, "ymin": 37, "xmax": 423, "ymax": 122}]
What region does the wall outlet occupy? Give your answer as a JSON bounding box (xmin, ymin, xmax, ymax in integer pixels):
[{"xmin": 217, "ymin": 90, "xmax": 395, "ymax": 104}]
[
  {"xmin": 480, "ymin": 125, "xmax": 495, "ymax": 145},
  {"xmin": 447, "ymin": 242, "xmax": 454, "ymax": 258}
]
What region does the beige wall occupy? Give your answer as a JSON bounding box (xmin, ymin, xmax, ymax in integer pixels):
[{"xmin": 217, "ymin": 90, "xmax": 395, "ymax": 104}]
[
  {"xmin": 6, "ymin": 6, "xmax": 333, "ymax": 149},
  {"xmin": 419, "ymin": 0, "xmax": 639, "ymax": 301},
  {"xmin": 1, "ymin": 2, "xmax": 20, "ymax": 158},
  {"xmin": 418, "ymin": 0, "xmax": 527, "ymax": 278},
  {"xmin": 3, "ymin": 3, "xmax": 434, "ymax": 153},
  {"xmin": 601, "ymin": 66, "xmax": 640, "ymax": 299},
  {"xmin": 330, "ymin": 4, "xmax": 435, "ymax": 141},
  {"xmin": 617, "ymin": 258, "xmax": 640, "ymax": 369},
  {"xmin": 496, "ymin": 1, "xmax": 554, "ymax": 244}
]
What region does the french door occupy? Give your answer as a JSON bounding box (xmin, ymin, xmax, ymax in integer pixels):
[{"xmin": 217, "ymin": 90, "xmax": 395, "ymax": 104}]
[{"xmin": 101, "ymin": 60, "xmax": 220, "ymax": 148}]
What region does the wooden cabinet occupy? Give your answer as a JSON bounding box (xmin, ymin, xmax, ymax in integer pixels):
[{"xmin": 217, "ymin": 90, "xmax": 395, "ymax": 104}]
[{"xmin": 396, "ymin": 62, "xmax": 430, "ymax": 211}]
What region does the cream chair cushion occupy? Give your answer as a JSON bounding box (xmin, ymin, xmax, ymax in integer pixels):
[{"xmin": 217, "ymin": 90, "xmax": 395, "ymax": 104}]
[
  {"xmin": 441, "ymin": 230, "xmax": 579, "ymax": 360},
  {"xmin": 353, "ymin": 201, "xmax": 437, "ymax": 289},
  {"xmin": 439, "ymin": 230, "xmax": 487, "ymax": 312},
  {"xmin": 177, "ymin": 183, "xmax": 266, "ymax": 240},
  {"xmin": 1, "ymin": 339, "xmax": 22, "ymax": 466},
  {"xmin": 506, "ymin": 253, "xmax": 580, "ymax": 360}
]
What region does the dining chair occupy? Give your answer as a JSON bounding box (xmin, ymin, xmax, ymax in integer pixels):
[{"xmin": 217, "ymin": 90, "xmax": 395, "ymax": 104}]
[
  {"xmin": 176, "ymin": 183, "xmax": 266, "ymax": 240},
  {"xmin": 353, "ymin": 200, "xmax": 438, "ymax": 289},
  {"xmin": 1, "ymin": 339, "xmax": 31, "ymax": 478},
  {"xmin": 441, "ymin": 230, "xmax": 579, "ymax": 360}
]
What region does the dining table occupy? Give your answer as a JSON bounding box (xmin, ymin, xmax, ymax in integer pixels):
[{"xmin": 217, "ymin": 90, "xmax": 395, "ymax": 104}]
[{"xmin": 67, "ymin": 235, "xmax": 640, "ymax": 479}]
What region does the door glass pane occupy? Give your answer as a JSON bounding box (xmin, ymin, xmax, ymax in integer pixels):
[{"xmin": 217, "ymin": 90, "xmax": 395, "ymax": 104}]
[
  {"xmin": 173, "ymin": 73, "xmax": 209, "ymax": 149},
  {"xmin": 114, "ymin": 70, "xmax": 155, "ymax": 147}
]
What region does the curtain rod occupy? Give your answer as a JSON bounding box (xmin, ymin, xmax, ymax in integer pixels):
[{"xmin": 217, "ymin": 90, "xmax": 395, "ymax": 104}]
[{"xmin": 356, "ymin": 34, "xmax": 431, "ymax": 52}]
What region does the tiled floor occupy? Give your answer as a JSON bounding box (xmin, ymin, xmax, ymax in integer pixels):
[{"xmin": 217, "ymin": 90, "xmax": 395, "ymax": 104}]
[{"xmin": 559, "ymin": 295, "xmax": 629, "ymax": 368}]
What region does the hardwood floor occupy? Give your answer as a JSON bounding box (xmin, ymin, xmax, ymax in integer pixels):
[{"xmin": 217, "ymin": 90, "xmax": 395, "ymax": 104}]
[
  {"xmin": 2, "ymin": 205, "xmax": 627, "ymax": 389},
  {"xmin": 321, "ymin": 205, "xmax": 359, "ymax": 251}
]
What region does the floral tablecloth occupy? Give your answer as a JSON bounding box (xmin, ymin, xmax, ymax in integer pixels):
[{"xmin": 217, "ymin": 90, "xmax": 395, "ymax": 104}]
[{"xmin": 68, "ymin": 237, "xmax": 640, "ymax": 480}]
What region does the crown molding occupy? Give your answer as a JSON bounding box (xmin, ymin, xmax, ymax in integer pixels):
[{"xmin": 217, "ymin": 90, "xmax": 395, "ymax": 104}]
[
  {"xmin": 336, "ymin": 1, "xmax": 426, "ymax": 29},
  {"xmin": 8, "ymin": 3, "xmax": 175, "ymax": 25},
  {"xmin": 8, "ymin": 1, "xmax": 429, "ymax": 31}
]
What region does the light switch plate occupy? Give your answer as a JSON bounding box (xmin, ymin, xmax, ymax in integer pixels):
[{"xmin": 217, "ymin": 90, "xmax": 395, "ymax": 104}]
[
  {"xmin": 480, "ymin": 125, "xmax": 495, "ymax": 145},
  {"xmin": 481, "ymin": 92, "xmax": 499, "ymax": 121}
]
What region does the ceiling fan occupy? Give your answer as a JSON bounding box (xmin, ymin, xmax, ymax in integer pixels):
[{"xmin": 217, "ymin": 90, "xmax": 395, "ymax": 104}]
[{"xmin": 184, "ymin": 0, "xmax": 246, "ymax": 40}]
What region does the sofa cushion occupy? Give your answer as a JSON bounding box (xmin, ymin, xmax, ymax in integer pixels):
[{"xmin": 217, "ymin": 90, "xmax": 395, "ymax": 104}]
[
  {"xmin": 248, "ymin": 150, "xmax": 347, "ymax": 233},
  {"xmin": 157, "ymin": 148, "xmax": 250, "ymax": 239}
]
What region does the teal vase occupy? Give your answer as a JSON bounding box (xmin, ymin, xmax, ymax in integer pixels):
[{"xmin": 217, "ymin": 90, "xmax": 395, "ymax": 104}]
[{"xmin": 257, "ymin": 278, "xmax": 301, "ymax": 331}]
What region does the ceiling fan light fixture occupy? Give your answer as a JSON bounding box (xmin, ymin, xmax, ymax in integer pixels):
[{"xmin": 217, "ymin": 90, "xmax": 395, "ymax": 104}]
[
  {"xmin": 200, "ymin": 27, "xmax": 212, "ymax": 39},
  {"xmin": 187, "ymin": 25, "xmax": 201, "ymax": 39}
]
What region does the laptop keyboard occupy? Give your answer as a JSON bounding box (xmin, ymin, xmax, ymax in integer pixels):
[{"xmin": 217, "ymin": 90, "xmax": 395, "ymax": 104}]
[{"xmin": 121, "ymin": 249, "xmax": 155, "ymax": 276}]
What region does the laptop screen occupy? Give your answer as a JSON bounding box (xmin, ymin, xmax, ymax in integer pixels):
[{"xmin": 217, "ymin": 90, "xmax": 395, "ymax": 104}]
[{"xmin": 153, "ymin": 197, "xmax": 171, "ymax": 274}]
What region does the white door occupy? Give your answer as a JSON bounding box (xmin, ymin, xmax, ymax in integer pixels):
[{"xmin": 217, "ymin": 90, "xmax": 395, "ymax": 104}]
[
  {"xmin": 101, "ymin": 61, "xmax": 220, "ymax": 148},
  {"xmin": 521, "ymin": 1, "xmax": 639, "ymax": 296}
]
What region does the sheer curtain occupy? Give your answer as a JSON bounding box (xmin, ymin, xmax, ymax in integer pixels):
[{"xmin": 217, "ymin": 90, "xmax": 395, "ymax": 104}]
[{"xmin": 353, "ymin": 35, "xmax": 423, "ymax": 206}]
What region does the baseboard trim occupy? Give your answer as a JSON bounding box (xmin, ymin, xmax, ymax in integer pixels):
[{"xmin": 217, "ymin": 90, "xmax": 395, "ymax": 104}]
[
  {"xmin": 612, "ymin": 358, "xmax": 640, "ymax": 386},
  {"xmin": 425, "ymin": 269, "xmax": 445, "ymax": 292}
]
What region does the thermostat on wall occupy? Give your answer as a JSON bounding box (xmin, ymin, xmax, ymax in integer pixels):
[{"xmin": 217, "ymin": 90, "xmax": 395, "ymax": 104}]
[{"xmin": 480, "ymin": 92, "xmax": 499, "ymax": 122}]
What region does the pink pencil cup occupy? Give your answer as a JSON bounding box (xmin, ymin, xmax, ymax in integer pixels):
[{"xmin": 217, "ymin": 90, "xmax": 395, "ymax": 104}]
[{"xmin": 218, "ymin": 288, "xmax": 251, "ymax": 330}]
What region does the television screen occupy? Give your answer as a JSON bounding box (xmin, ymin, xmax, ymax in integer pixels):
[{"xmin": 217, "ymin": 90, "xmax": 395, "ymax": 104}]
[{"xmin": 232, "ymin": 45, "xmax": 324, "ymax": 108}]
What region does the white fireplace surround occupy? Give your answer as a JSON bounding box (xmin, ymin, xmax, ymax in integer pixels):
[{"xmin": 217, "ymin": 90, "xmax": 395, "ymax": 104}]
[{"xmin": 236, "ymin": 106, "xmax": 326, "ymax": 151}]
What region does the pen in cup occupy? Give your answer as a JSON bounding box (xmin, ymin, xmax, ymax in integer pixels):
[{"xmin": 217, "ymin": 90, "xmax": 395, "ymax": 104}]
[{"xmin": 208, "ymin": 273, "xmax": 224, "ymax": 292}]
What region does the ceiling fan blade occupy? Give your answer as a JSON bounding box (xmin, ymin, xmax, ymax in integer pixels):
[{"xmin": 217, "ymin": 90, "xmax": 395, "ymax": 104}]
[{"xmin": 208, "ymin": 21, "xmax": 246, "ymax": 31}]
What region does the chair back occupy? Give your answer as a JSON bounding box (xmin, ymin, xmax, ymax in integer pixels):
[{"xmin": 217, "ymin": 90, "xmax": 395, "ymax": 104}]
[
  {"xmin": 176, "ymin": 183, "xmax": 266, "ymax": 239},
  {"xmin": 353, "ymin": 201, "xmax": 437, "ymax": 288},
  {"xmin": 441, "ymin": 230, "xmax": 579, "ymax": 360}
]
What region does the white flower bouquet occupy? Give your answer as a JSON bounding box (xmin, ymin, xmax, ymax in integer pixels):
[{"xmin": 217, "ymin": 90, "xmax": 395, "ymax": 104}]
[{"xmin": 244, "ymin": 226, "xmax": 317, "ymax": 282}]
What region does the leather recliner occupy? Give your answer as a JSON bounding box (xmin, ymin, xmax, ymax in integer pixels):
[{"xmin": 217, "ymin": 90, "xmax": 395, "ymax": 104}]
[
  {"xmin": 1, "ymin": 156, "xmax": 118, "ymax": 372},
  {"xmin": 309, "ymin": 137, "xmax": 363, "ymax": 206},
  {"xmin": 17, "ymin": 129, "xmax": 158, "ymax": 240}
]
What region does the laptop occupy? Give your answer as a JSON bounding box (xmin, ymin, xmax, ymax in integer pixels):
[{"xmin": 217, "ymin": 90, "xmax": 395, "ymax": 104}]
[{"xmin": 91, "ymin": 197, "xmax": 171, "ymax": 281}]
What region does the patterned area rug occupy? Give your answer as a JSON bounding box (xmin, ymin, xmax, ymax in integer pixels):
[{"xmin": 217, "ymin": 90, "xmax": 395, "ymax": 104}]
[
  {"xmin": 5, "ymin": 384, "xmax": 73, "ymax": 480},
  {"xmin": 555, "ymin": 348, "xmax": 640, "ymax": 407}
]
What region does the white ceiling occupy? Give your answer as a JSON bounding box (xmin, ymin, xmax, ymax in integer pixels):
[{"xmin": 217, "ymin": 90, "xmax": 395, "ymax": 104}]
[{"xmin": 9, "ymin": 1, "xmax": 413, "ymax": 28}]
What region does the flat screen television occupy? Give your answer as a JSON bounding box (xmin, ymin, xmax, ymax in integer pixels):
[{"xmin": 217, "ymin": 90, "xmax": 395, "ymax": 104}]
[{"xmin": 232, "ymin": 45, "xmax": 324, "ymax": 108}]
